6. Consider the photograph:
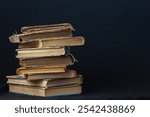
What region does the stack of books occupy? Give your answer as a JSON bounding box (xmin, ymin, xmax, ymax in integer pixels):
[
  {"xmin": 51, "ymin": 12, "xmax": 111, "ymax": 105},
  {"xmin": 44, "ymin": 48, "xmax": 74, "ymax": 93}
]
[{"xmin": 6, "ymin": 23, "xmax": 85, "ymax": 97}]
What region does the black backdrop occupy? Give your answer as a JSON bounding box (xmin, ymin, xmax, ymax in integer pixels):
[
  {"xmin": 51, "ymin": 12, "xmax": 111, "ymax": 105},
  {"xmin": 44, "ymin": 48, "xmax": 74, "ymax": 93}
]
[{"xmin": 1, "ymin": 0, "xmax": 150, "ymax": 99}]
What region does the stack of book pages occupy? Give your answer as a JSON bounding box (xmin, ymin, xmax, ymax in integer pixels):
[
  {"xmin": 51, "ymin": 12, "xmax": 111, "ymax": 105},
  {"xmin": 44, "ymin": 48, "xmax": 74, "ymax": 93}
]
[{"xmin": 7, "ymin": 23, "xmax": 85, "ymax": 97}]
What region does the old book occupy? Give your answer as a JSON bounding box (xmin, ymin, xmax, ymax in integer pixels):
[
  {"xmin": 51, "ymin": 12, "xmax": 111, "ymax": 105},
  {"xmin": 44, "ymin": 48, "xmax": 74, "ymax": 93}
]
[
  {"xmin": 19, "ymin": 55, "xmax": 74, "ymax": 67},
  {"xmin": 19, "ymin": 36, "xmax": 85, "ymax": 48},
  {"xmin": 7, "ymin": 75, "xmax": 83, "ymax": 87},
  {"xmin": 9, "ymin": 23, "xmax": 74, "ymax": 43},
  {"xmin": 16, "ymin": 66, "xmax": 66, "ymax": 75},
  {"xmin": 21, "ymin": 23, "xmax": 74, "ymax": 34},
  {"xmin": 27, "ymin": 70, "xmax": 76, "ymax": 80},
  {"xmin": 9, "ymin": 84, "xmax": 82, "ymax": 97},
  {"xmin": 6, "ymin": 70, "xmax": 76, "ymax": 80},
  {"xmin": 16, "ymin": 47, "xmax": 66, "ymax": 59}
]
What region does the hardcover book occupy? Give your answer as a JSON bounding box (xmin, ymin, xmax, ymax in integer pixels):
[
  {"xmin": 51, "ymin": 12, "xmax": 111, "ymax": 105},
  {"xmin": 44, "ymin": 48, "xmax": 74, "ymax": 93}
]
[
  {"xmin": 19, "ymin": 55, "xmax": 74, "ymax": 67},
  {"xmin": 9, "ymin": 84, "xmax": 82, "ymax": 97},
  {"xmin": 16, "ymin": 47, "xmax": 66, "ymax": 59},
  {"xmin": 19, "ymin": 36, "xmax": 85, "ymax": 48}
]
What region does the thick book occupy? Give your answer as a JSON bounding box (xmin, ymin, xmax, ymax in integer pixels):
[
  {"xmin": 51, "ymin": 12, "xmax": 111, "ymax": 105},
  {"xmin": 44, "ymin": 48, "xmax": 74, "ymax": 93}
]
[
  {"xmin": 16, "ymin": 66, "xmax": 66, "ymax": 74},
  {"xmin": 16, "ymin": 47, "xmax": 67, "ymax": 59},
  {"xmin": 7, "ymin": 70, "xmax": 76, "ymax": 80},
  {"xmin": 19, "ymin": 36, "xmax": 85, "ymax": 48},
  {"xmin": 21, "ymin": 23, "xmax": 74, "ymax": 34},
  {"xmin": 7, "ymin": 75, "xmax": 83, "ymax": 88},
  {"xmin": 9, "ymin": 23, "xmax": 74, "ymax": 43},
  {"xmin": 19, "ymin": 55, "xmax": 74, "ymax": 68},
  {"xmin": 9, "ymin": 84, "xmax": 82, "ymax": 97}
]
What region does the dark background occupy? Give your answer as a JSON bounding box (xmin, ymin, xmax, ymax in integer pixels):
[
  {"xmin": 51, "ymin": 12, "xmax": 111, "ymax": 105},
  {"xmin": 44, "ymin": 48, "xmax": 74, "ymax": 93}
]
[{"xmin": 0, "ymin": 0, "xmax": 150, "ymax": 99}]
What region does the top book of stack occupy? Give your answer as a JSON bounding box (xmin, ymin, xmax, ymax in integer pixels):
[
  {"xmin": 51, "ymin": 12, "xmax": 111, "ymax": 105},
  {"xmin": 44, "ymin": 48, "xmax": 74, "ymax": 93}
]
[{"xmin": 9, "ymin": 23, "xmax": 80, "ymax": 43}]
